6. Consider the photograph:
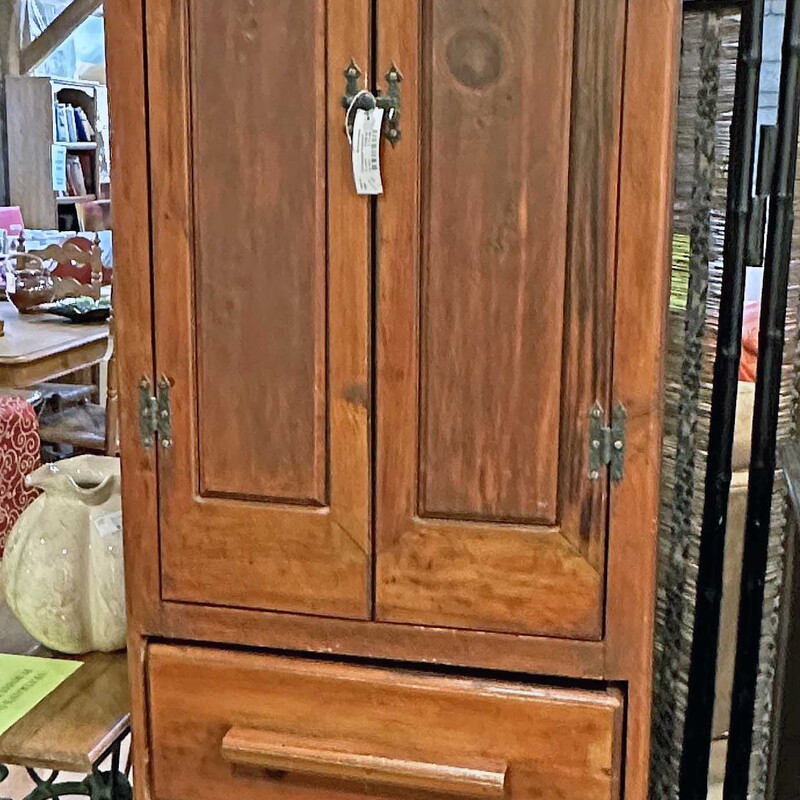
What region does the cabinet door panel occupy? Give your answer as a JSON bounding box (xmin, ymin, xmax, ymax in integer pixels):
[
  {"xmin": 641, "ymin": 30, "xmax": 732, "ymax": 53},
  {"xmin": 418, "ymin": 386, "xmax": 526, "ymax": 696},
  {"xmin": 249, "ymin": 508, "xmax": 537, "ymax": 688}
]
[
  {"xmin": 192, "ymin": 1, "xmax": 326, "ymax": 505},
  {"xmin": 420, "ymin": 2, "xmax": 568, "ymax": 525},
  {"xmin": 376, "ymin": 0, "xmax": 626, "ymax": 638},
  {"xmin": 147, "ymin": 0, "xmax": 371, "ymax": 617}
]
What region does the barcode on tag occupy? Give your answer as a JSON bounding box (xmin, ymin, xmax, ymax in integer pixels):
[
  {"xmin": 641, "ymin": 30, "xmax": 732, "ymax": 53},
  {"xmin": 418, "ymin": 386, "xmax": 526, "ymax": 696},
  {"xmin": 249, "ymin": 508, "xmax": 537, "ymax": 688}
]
[
  {"xmin": 94, "ymin": 511, "xmax": 123, "ymax": 538},
  {"xmin": 351, "ymin": 108, "xmax": 384, "ymax": 196}
]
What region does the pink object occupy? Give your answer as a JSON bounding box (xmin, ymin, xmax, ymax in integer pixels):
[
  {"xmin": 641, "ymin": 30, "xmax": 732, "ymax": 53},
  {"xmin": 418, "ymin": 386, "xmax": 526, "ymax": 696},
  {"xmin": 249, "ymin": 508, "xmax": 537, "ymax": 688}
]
[
  {"xmin": 0, "ymin": 206, "xmax": 24, "ymax": 238},
  {"xmin": 740, "ymin": 300, "xmax": 761, "ymax": 382},
  {"xmin": 0, "ymin": 398, "xmax": 40, "ymax": 557}
]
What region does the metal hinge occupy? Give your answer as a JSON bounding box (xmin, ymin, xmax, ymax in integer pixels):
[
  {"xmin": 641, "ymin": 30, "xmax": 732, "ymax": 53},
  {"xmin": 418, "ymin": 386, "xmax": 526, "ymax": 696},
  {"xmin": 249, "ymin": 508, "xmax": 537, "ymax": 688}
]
[
  {"xmin": 139, "ymin": 376, "xmax": 172, "ymax": 449},
  {"xmin": 588, "ymin": 402, "xmax": 627, "ymax": 483}
]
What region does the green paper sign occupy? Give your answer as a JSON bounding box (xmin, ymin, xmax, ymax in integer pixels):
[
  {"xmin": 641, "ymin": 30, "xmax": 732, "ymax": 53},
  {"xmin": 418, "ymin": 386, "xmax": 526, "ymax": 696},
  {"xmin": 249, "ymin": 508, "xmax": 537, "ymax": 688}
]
[{"xmin": 0, "ymin": 655, "xmax": 82, "ymax": 737}]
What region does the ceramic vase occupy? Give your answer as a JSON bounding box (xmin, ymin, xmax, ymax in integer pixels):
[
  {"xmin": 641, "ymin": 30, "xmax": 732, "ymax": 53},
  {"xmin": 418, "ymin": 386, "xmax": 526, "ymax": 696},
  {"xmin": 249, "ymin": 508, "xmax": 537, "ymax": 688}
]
[{"xmin": 2, "ymin": 455, "xmax": 126, "ymax": 653}]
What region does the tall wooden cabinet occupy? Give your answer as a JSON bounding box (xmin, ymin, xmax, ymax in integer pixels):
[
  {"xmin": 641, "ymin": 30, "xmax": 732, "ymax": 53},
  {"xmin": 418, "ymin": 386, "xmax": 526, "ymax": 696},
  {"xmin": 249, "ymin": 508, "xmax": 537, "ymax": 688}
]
[{"xmin": 107, "ymin": 1, "xmax": 679, "ymax": 799}]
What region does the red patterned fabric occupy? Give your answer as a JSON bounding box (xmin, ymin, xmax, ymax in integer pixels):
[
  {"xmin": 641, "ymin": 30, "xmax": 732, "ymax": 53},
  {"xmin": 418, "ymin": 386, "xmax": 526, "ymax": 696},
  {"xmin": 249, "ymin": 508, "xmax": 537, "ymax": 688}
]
[{"xmin": 0, "ymin": 398, "xmax": 40, "ymax": 557}]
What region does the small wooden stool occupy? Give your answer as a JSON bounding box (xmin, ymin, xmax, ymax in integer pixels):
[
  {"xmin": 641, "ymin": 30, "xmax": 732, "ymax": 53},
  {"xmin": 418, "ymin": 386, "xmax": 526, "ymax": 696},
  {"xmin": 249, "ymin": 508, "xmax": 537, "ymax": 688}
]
[{"xmin": 0, "ymin": 647, "xmax": 130, "ymax": 800}]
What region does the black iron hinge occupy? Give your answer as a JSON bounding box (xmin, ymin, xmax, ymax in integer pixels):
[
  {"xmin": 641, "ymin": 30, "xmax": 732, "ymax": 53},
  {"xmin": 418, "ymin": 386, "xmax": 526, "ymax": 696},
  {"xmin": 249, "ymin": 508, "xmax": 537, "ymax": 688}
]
[
  {"xmin": 139, "ymin": 376, "xmax": 172, "ymax": 449},
  {"xmin": 588, "ymin": 402, "xmax": 627, "ymax": 483}
]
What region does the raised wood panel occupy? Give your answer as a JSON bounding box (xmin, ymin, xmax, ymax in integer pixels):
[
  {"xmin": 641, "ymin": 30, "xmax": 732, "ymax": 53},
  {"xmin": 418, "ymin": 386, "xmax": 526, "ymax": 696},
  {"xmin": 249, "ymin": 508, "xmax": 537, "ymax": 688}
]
[
  {"xmin": 148, "ymin": 644, "xmax": 624, "ymax": 800},
  {"xmin": 375, "ymin": 0, "xmax": 626, "ymax": 638},
  {"xmin": 419, "ymin": 0, "xmax": 571, "ymax": 525},
  {"xmin": 192, "ymin": 0, "xmax": 327, "ymax": 504},
  {"xmin": 147, "ymin": 0, "xmax": 371, "ymax": 617}
]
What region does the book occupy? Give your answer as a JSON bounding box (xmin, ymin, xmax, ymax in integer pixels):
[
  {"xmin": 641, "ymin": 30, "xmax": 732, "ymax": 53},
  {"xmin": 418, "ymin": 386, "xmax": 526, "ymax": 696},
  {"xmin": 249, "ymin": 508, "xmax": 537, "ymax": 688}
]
[
  {"xmin": 65, "ymin": 104, "xmax": 78, "ymax": 142},
  {"xmin": 78, "ymin": 153, "xmax": 94, "ymax": 193},
  {"xmin": 65, "ymin": 155, "xmax": 87, "ymax": 196},
  {"xmin": 54, "ymin": 102, "xmax": 69, "ymax": 142},
  {"xmin": 75, "ymin": 107, "xmax": 95, "ymax": 140}
]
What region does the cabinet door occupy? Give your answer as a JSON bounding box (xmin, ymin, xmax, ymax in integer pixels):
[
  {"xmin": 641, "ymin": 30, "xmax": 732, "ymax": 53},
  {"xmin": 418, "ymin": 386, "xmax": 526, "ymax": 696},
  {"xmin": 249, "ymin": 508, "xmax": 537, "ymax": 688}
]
[
  {"xmin": 147, "ymin": 0, "xmax": 371, "ymax": 618},
  {"xmin": 376, "ymin": 0, "xmax": 626, "ymax": 638}
]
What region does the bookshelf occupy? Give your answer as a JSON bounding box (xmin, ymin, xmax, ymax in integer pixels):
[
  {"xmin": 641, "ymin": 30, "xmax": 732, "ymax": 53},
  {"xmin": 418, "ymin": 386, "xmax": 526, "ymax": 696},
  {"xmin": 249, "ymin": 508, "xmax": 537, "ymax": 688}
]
[
  {"xmin": 57, "ymin": 194, "xmax": 97, "ymax": 205},
  {"xmin": 5, "ymin": 76, "xmax": 110, "ymax": 231}
]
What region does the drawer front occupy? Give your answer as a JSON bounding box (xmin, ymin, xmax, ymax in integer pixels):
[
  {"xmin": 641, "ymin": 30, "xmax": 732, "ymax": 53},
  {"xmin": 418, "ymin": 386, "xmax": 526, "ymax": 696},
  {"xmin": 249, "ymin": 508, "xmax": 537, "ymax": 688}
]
[{"xmin": 148, "ymin": 645, "xmax": 623, "ymax": 800}]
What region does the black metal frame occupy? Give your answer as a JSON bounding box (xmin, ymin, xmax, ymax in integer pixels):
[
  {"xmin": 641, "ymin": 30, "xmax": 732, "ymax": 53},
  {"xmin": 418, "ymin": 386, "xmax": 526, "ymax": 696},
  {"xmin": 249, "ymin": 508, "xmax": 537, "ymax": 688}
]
[
  {"xmin": 678, "ymin": 1, "xmax": 765, "ymax": 796},
  {"xmin": 674, "ymin": 0, "xmax": 800, "ymax": 793},
  {"xmin": 724, "ymin": 0, "xmax": 800, "ymax": 796}
]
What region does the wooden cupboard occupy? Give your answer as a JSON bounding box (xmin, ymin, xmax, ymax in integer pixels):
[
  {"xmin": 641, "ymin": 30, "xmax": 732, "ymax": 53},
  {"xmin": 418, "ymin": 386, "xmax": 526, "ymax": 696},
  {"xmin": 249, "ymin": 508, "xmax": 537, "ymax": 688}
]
[{"xmin": 106, "ymin": 0, "xmax": 679, "ymax": 798}]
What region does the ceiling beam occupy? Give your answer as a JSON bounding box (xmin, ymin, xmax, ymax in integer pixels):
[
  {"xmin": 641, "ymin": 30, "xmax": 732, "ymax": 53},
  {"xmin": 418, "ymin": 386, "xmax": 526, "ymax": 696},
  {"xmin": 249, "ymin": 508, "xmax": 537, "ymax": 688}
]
[{"xmin": 19, "ymin": 0, "xmax": 102, "ymax": 76}]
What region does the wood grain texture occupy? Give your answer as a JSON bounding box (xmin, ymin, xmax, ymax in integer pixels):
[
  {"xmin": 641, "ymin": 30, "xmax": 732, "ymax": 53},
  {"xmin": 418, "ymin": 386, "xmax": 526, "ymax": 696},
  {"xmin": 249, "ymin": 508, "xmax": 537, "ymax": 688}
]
[
  {"xmin": 146, "ymin": 0, "xmax": 371, "ymax": 618},
  {"xmin": 109, "ymin": 1, "xmax": 681, "ymax": 796},
  {"xmin": 558, "ymin": 0, "xmax": 625, "ymax": 564},
  {"xmin": 375, "ymin": 0, "xmax": 626, "ymax": 639},
  {"xmin": 192, "ymin": 0, "xmax": 327, "ymax": 504},
  {"xmin": 0, "ymin": 302, "xmax": 109, "ymax": 388},
  {"xmin": 104, "ymin": 1, "xmax": 160, "ymax": 797},
  {"xmin": 155, "ymin": 599, "xmax": 607, "ymax": 677},
  {"xmin": 603, "ymin": 3, "xmax": 681, "ymax": 800},
  {"xmin": 149, "ymin": 644, "xmax": 623, "ymax": 800},
  {"xmin": 418, "ymin": 0, "xmax": 572, "ymax": 525},
  {"xmin": 4, "ymin": 77, "xmax": 59, "ymax": 229},
  {"xmin": 0, "ymin": 652, "xmax": 129, "ymax": 773},
  {"xmin": 221, "ymin": 728, "xmax": 508, "ymax": 799}
]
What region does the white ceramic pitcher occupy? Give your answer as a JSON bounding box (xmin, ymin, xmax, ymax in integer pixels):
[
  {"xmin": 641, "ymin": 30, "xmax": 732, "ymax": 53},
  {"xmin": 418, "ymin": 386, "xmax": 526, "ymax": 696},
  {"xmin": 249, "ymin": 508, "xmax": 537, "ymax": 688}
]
[{"xmin": 2, "ymin": 456, "xmax": 126, "ymax": 653}]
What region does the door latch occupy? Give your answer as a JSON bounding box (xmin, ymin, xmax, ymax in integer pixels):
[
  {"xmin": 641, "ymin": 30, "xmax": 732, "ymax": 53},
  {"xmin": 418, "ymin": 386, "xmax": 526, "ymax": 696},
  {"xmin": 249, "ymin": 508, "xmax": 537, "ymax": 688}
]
[{"xmin": 342, "ymin": 60, "xmax": 403, "ymax": 144}]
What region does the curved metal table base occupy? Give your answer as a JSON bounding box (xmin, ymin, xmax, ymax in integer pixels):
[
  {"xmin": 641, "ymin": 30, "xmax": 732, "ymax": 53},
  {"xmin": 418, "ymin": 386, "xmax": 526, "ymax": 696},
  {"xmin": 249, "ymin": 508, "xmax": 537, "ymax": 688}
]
[{"xmin": 0, "ymin": 734, "xmax": 131, "ymax": 800}]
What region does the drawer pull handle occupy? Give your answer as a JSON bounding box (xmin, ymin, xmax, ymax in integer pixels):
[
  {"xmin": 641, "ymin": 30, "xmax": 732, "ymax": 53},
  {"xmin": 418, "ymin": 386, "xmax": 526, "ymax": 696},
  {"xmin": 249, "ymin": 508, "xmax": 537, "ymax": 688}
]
[{"xmin": 221, "ymin": 727, "xmax": 507, "ymax": 799}]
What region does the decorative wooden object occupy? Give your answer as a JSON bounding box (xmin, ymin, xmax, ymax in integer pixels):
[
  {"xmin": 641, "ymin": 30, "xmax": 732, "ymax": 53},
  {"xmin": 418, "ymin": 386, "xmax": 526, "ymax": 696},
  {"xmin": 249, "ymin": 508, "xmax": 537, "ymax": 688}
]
[
  {"xmin": 106, "ymin": 1, "xmax": 680, "ymax": 799},
  {"xmin": 30, "ymin": 235, "xmax": 104, "ymax": 301},
  {"xmin": 36, "ymin": 272, "xmax": 118, "ymax": 455},
  {"xmin": 14, "ymin": 234, "xmax": 118, "ymax": 455}
]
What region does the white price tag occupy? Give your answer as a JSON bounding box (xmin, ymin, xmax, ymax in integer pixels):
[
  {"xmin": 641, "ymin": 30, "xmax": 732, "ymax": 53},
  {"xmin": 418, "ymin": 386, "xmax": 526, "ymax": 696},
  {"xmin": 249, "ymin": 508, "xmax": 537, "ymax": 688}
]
[
  {"xmin": 94, "ymin": 511, "xmax": 123, "ymax": 538},
  {"xmin": 5, "ymin": 272, "xmax": 15, "ymax": 294},
  {"xmin": 351, "ymin": 108, "xmax": 384, "ymax": 196}
]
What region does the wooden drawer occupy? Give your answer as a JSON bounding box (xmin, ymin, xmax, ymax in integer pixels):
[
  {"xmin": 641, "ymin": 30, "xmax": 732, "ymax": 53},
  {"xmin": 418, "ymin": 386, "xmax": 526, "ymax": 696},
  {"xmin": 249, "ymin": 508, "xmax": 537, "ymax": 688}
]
[{"xmin": 148, "ymin": 644, "xmax": 623, "ymax": 800}]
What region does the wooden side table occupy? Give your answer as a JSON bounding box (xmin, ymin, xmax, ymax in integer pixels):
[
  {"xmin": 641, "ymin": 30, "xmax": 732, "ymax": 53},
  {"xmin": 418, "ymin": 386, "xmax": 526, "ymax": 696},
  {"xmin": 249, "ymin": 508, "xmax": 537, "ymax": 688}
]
[
  {"xmin": 0, "ymin": 647, "xmax": 130, "ymax": 800},
  {"xmin": 0, "ymin": 302, "xmax": 110, "ymax": 390}
]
